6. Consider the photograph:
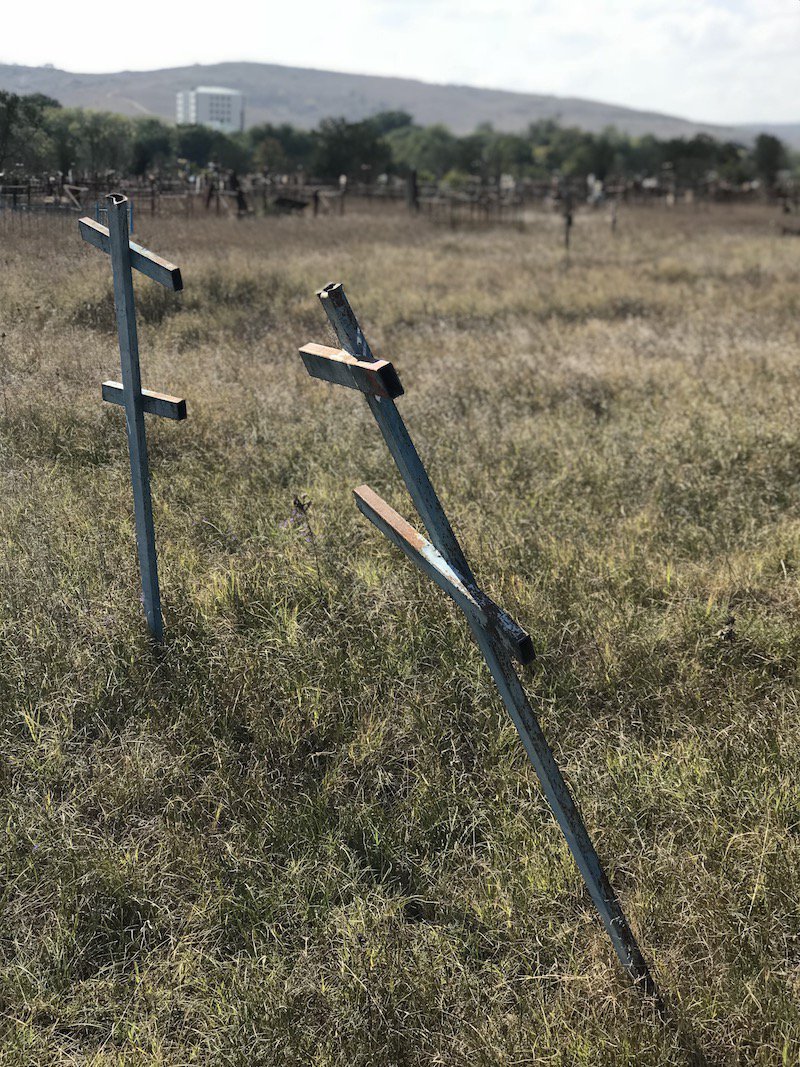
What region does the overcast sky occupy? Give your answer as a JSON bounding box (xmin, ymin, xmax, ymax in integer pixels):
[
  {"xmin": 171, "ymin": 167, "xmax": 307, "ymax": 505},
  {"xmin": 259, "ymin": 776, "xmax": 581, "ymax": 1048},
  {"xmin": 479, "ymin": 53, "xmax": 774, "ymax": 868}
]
[{"xmin": 3, "ymin": 0, "xmax": 798, "ymax": 125}]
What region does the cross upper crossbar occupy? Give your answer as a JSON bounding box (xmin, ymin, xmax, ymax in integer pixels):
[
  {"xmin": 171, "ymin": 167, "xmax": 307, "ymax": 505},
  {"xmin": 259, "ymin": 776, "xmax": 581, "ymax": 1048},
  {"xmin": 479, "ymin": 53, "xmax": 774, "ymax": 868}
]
[
  {"xmin": 299, "ymin": 343, "xmax": 403, "ymax": 399},
  {"xmin": 79, "ymin": 217, "xmax": 183, "ymax": 291}
]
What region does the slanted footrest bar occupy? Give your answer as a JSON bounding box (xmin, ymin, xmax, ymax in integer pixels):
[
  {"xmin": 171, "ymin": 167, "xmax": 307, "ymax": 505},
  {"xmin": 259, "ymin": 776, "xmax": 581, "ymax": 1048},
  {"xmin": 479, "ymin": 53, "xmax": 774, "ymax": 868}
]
[
  {"xmin": 79, "ymin": 218, "xmax": 183, "ymax": 291},
  {"xmin": 354, "ymin": 484, "xmax": 534, "ymax": 665},
  {"xmin": 102, "ymin": 381, "xmax": 187, "ymax": 421},
  {"xmin": 299, "ymin": 343, "xmax": 404, "ymax": 399}
]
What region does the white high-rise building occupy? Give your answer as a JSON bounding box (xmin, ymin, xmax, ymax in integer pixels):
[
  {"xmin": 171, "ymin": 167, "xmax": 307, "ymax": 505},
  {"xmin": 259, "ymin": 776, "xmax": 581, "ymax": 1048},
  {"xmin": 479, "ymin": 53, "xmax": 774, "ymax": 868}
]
[{"xmin": 176, "ymin": 87, "xmax": 245, "ymax": 134}]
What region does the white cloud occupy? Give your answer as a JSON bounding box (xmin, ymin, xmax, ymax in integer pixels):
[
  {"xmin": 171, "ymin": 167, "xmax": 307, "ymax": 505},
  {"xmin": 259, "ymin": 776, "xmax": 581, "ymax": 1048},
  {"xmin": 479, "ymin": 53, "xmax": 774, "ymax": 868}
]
[{"xmin": 2, "ymin": 0, "xmax": 798, "ymax": 123}]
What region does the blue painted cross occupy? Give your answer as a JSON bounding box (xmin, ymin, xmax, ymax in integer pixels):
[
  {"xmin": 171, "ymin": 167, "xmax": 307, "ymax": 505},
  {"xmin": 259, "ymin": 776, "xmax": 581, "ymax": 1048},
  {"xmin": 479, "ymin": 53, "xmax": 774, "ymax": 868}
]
[
  {"xmin": 95, "ymin": 196, "xmax": 134, "ymax": 233},
  {"xmin": 79, "ymin": 193, "xmax": 186, "ymax": 642},
  {"xmin": 300, "ymin": 282, "xmax": 661, "ymax": 1001}
]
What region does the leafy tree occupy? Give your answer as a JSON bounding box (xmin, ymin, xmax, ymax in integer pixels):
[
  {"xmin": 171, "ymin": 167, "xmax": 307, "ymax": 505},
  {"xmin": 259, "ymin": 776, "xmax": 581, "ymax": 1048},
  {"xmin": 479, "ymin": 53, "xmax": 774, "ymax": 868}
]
[
  {"xmin": 71, "ymin": 111, "xmax": 132, "ymax": 176},
  {"xmin": 131, "ymin": 118, "xmax": 175, "ymax": 175},
  {"xmin": 177, "ymin": 124, "xmax": 218, "ymax": 167},
  {"xmin": 312, "ymin": 117, "xmax": 390, "ymax": 180},
  {"xmin": 215, "ymin": 132, "xmax": 251, "ymax": 172},
  {"xmin": 26, "ymin": 93, "xmax": 61, "ymax": 111},
  {"xmin": 486, "ymin": 132, "xmax": 533, "ymax": 178},
  {"xmin": 0, "ymin": 88, "xmax": 792, "ymax": 201},
  {"xmin": 386, "ymin": 124, "xmax": 459, "ymax": 179},
  {"xmin": 249, "ymin": 123, "xmax": 315, "ymax": 172},
  {"xmin": 43, "ymin": 107, "xmax": 81, "ymax": 174},
  {"xmin": 367, "ymin": 110, "xmax": 413, "ymax": 136},
  {"xmin": 754, "ymin": 133, "xmax": 788, "ymax": 189},
  {"xmin": 0, "ymin": 91, "xmax": 53, "ymax": 172},
  {"xmin": 629, "ymin": 134, "xmax": 662, "ymax": 176},
  {"xmin": 253, "ymin": 135, "xmax": 287, "ymax": 172},
  {"xmin": 176, "ymin": 124, "xmax": 251, "ymax": 171}
]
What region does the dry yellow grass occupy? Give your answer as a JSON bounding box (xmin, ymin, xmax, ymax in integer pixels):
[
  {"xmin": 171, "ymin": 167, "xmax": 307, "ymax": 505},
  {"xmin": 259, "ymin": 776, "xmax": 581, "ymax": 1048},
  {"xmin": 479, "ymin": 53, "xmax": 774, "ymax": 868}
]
[{"xmin": 1, "ymin": 202, "xmax": 799, "ymax": 1064}]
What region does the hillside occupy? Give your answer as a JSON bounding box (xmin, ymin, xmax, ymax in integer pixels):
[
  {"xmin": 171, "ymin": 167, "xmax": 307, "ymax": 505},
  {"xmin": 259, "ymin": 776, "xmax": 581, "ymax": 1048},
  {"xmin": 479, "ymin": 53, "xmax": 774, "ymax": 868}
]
[{"xmin": 1, "ymin": 60, "xmax": 787, "ymax": 143}]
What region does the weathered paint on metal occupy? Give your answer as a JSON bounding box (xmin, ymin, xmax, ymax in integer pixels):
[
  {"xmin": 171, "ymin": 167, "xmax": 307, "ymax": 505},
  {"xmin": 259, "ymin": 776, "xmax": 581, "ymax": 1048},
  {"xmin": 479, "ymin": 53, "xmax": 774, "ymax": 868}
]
[
  {"xmin": 104, "ymin": 194, "xmax": 163, "ymax": 642},
  {"xmin": 102, "ymin": 381, "xmax": 187, "ymax": 421},
  {"xmin": 299, "ymin": 342, "xmax": 404, "ymax": 399},
  {"xmin": 94, "ymin": 197, "xmax": 133, "ymax": 232},
  {"xmin": 302, "ymin": 282, "xmax": 661, "ymax": 1001},
  {"xmin": 314, "ymin": 282, "xmax": 475, "ymax": 585},
  {"xmin": 468, "ymin": 622, "xmax": 659, "ymax": 999},
  {"xmin": 317, "ymin": 282, "xmax": 375, "ymax": 360},
  {"xmin": 81, "ymin": 193, "xmax": 185, "ymax": 641},
  {"xmin": 79, "ymin": 217, "xmax": 182, "ymax": 291},
  {"xmin": 354, "ymin": 480, "xmax": 655, "ymax": 992},
  {"xmin": 354, "ymin": 484, "xmax": 534, "ymax": 665}
]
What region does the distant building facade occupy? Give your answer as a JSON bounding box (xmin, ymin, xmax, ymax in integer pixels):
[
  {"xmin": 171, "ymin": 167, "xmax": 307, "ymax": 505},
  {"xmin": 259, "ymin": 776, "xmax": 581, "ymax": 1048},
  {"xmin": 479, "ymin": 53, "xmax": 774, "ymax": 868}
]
[{"xmin": 176, "ymin": 87, "xmax": 245, "ymax": 133}]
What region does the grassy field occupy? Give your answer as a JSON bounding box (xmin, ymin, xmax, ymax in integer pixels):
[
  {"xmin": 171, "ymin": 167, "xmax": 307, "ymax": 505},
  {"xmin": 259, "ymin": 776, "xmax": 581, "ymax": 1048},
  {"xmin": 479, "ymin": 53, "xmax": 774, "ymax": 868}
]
[{"xmin": 1, "ymin": 201, "xmax": 799, "ymax": 1064}]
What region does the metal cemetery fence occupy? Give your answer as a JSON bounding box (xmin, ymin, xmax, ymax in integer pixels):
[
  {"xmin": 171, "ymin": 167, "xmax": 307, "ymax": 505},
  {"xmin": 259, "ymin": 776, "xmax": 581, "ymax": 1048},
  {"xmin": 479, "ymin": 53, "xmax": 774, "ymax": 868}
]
[
  {"xmin": 298, "ymin": 282, "xmax": 661, "ymax": 1001},
  {"xmin": 79, "ymin": 194, "xmax": 186, "ymax": 641}
]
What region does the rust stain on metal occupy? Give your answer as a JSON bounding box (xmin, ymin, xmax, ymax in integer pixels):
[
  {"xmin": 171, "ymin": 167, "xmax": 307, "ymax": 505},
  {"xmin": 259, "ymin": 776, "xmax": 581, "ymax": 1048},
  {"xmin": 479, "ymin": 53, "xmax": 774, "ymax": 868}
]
[
  {"xmin": 299, "ymin": 343, "xmax": 403, "ymax": 399},
  {"xmin": 354, "ymin": 485, "xmax": 427, "ymax": 551}
]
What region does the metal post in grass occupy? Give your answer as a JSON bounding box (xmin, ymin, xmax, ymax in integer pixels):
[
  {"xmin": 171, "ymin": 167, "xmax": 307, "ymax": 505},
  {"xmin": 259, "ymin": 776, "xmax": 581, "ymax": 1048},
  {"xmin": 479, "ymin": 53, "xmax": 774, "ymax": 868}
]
[
  {"xmin": 298, "ymin": 282, "xmax": 661, "ymax": 1002},
  {"xmin": 563, "ymin": 186, "xmax": 574, "ymax": 251},
  {"xmin": 79, "ymin": 193, "xmax": 186, "ymax": 641}
]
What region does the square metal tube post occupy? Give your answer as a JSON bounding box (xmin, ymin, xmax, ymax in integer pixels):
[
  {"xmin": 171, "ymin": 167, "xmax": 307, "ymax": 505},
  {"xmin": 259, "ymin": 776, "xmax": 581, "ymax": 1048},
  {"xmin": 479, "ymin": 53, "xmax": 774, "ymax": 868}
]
[
  {"xmin": 106, "ymin": 195, "xmax": 163, "ymax": 641},
  {"xmin": 300, "ymin": 283, "xmax": 660, "ymax": 1002},
  {"xmin": 317, "ymin": 282, "xmax": 475, "ymax": 585},
  {"xmin": 79, "ymin": 193, "xmax": 186, "ymax": 641}
]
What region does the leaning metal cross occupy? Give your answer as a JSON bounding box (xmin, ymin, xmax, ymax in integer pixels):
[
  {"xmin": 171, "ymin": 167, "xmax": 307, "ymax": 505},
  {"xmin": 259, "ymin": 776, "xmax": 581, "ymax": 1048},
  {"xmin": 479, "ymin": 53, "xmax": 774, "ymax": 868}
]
[
  {"xmin": 79, "ymin": 193, "xmax": 186, "ymax": 642},
  {"xmin": 299, "ymin": 282, "xmax": 660, "ymax": 999}
]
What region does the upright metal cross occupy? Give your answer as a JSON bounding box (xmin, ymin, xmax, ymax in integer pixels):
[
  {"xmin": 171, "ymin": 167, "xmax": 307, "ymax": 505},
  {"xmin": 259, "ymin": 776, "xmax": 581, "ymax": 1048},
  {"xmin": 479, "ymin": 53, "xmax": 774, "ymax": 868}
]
[
  {"xmin": 299, "ymin": 282, "xmax": 661, "ymax": 1000},
  {"xmin": 79, "ymin": 193, "xmax": 186, "ymax": 642}
]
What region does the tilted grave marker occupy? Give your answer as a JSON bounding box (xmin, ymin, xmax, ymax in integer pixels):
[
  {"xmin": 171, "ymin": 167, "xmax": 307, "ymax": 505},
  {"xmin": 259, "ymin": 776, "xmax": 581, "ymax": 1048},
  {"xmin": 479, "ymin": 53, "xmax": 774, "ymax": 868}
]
[
  {"xmin": 79, "ymin": 193, "xmax": 186, "ymax": 641},
  {"xmin": 299, "ymin": 282, "xmax": 660, "ymax": 1000}
]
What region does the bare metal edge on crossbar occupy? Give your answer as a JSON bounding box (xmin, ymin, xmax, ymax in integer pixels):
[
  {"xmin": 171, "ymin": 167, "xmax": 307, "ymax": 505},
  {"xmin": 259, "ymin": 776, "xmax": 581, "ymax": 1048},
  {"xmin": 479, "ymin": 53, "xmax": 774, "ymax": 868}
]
[
  {"xmin": 102, "ymin": 382, "xmax": 187, "ymax": 421},
  {"xmin": 354, "ymin": 484, "xmax": 534, "ymax": 665},
  {"xmin": 299, "ymin": 343, "xmax": 403, "ymax": 399},
  {"xmin": 79, "ymin": 217, "xmax": 183, "ymax": 292}
]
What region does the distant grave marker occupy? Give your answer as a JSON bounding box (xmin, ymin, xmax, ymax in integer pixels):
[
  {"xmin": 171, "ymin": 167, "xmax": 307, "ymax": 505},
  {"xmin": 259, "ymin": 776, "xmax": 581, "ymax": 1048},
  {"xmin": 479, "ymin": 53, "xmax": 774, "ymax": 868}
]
[
  {"xmin": 562, "ymin": 186, "xmax": 574, "ymax": 250},
  {"xmin": 79, "ymin": 193, "xmax": 186, "ymax": 641},
  {"xmin": 299, "ymin": 282, "xmax": 660, "ymax": 999}
]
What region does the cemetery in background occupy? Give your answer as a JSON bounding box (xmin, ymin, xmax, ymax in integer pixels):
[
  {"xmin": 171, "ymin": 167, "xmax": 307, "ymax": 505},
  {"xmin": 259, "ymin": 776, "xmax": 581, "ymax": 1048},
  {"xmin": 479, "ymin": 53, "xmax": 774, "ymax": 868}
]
[{"xmin": 1, "ymin": 90, "xmax": 799, "ymax": 229}]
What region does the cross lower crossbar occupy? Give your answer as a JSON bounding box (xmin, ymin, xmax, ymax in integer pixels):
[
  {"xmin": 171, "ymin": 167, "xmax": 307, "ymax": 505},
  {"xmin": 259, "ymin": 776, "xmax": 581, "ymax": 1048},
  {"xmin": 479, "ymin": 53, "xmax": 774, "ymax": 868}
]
[
  {"xmin": 79, "ymin": 218, "xmax": 183, "ymax": 291},
  {"xmin": 102, "ymin": 381, "xmax": 187, "ymax": 421},
  {"xmin": 354, "ymin": 484, "xmax": 535, "ymax": 665},
  {"xmin": 299, "ymin": 343, "xmax": 404, "ymax": 399}
]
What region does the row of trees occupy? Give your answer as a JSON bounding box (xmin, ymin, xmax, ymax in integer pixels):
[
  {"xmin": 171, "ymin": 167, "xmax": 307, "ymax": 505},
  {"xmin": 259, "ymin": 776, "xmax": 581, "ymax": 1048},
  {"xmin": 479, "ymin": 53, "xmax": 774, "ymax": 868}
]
[{"xmin": 0, "ymin": 90, "xmax": 795, "ymax": 190}]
